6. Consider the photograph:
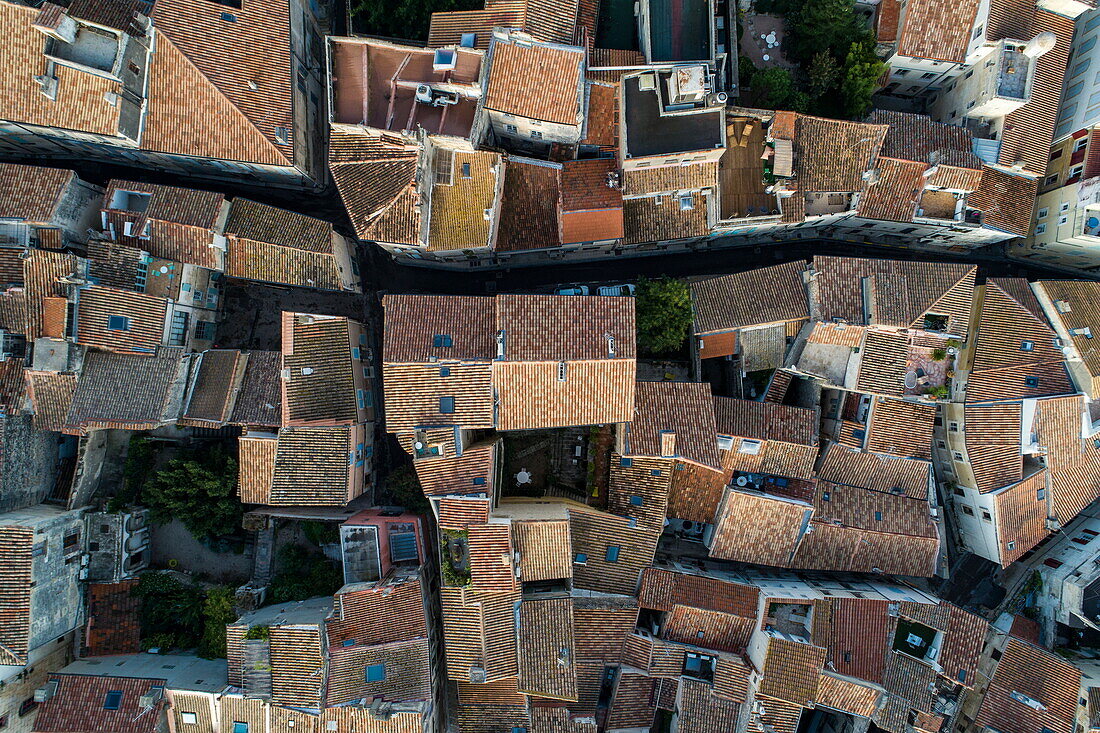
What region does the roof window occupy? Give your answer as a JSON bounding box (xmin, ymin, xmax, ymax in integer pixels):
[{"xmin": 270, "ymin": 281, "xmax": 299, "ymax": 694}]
[
  {"xmin": 1020, "ymin": 340, "xmax": 1035, "ymax": 351},
  {"xmin": 365, "ymin": 664, "xmax": 386, "ymax": 682},
  {"xmin": 107, "ymin": 315, "xmax": 130, "ymax": 332},
  {"xmin": 433, "ymin": 334, "xmax": 453, "ymax": 347},
  {"xmin": 103, "ymin": 691, "xmax": 123, "ymax": 710},
  {"xmin": 605, "ymin": 546, "xmax": 620, "ymax": 562},
  {"xmin": 439, "ymin": 396, "xmax": 455, "ymax": 414}
]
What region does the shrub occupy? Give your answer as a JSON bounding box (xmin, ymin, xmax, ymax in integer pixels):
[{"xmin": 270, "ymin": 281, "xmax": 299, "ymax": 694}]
[
  {"xmin": 245, "ymin": 625, "xmax": 270, "ymax": 640},
  {"xmin": 132, "ymin": 572, "xmax": 205, "ymax": 651},
  {"xmin": 267, "ymin": 546, "xmax": 343, "ymax": 605},
  {"xmin": 381, "ymin": 464, "xmax": 430, "ymax": 515},
  {"xmin": 930, "ymin": 348, "xmax": 947, "ymax": 361},
  {"xmin": 197, "ymin": 586, "xmax": 236, "ymax": 659}
]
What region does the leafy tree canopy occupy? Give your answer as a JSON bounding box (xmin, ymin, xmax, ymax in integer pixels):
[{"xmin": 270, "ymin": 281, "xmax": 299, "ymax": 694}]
[
  {"xmin": 351, "ymin": 0, "xmax": 482, "ymax": 41},
  {"xmin": 635, "ymin": 277, "xmax": 693, "ymax": 357},
  {"xmin": 267, "ymin": 546, "xmax": 343, "ymax": 605},
  {"xmin": 142, "ymin": 444, "xmax": 242, "ymax": 541}
]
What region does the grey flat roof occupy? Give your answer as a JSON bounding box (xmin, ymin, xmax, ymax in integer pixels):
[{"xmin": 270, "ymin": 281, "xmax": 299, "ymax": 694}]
[
  {"xmin": 61, "ymin": 654, "xmax": 228, "ymax": 693},
  {"xmin": 623, "ymin": 75, "xmax": 723, "ymax": 158}
]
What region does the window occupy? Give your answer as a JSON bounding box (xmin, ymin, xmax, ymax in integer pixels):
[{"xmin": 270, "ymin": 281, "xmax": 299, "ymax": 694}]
[
  {"xmin": 679, "ymin": 194, "xmax": 694, "ymax": 211},
  {"xmin": 461, "ymin": 163, "xmax": 471, "ymax": 178},
  {"xmin": 473, "ymin": 477, "xmax": 486, "ymax": 486},
  {"xmin": 1020, "ymin": 340, "xmax": 1035, "ymax": 351},
  {"xmin": 822, "ymin": 491, "xmax": 831, "ymax": 502},
  {"xmin": 168, "ymin": 310, "xmax": 189, "ymax": 347},
  {"xmin": 1071, "ymin": 164, "xmax": 1085, "ymax": 179},
  {"xmin": 1059, "ymin": 215, "xmax": 1069, "ymax": 225},
  {"xmin": 103, "ymin": 691, "xmax": 123, "ymax": 710},
  {"xmin": 961, "ymin": 506, "xmax": 975, "ymax": 516},
  {"xmin": 953, "ymin": 451, "xmax": 965, "ymax": 462},
  {"xmin": 921, "ymin": 72, "xmax": 936, "ymax": 79},
  {"xmin": 232, "ymin": 723, "xmax": 249, "ymax": 733},
  {"xmin": 574, "ymin": 552, "xmax": 588, "ymax": 565},
  {"xmin": 874, "ymin": 511, "xmax": 883, "ymax": 521},
  {"xmin": 1045, "ymin": 175, "xmax": 1059, "ymax": 186},
  {"xmin": 557, "ymin": 361, "xmax": 567, "ymax": 382},
  {"xmin": 1038, "ymin": 207, "xmax": 1049, "ymax": 218},
  {"xmin": 1006, "ymin": 540, "xmax": 1016, "ymax": 550},
  {"xmin": 953, "ymin": 487, "xmax": 965, "ymax": 496},
  {"xmin": 356, "ymin": 389, "xmax": 370, "ymax": 410},
  {"xmin": 342, "ymin": 639, "xmax": 355, "ymax": 647},
  {"xmin": 31, "ymin": 541, "xmax": 46, "ymax": 558},
  {"xmin": 620, "ymin": 457, "xmax": 632, "ymax": 468},
  {"xmin": 1037, "ymin": 487, "xmax": 1046, "ymax": 501},
  {"xmin": 531, "ymin": 131, "xmax": 543, "ymax": 139},
  {"xmin": 717, "ymin": 435, "xmax": 734, "ymax": 451},
  {"xmin": 1025, "ymin": 376, "xmax": 1040, "ymax": 387},
  {"xmin": 439, "ymin": 396, "xmax": 455, "ymax": 414},
  {"xmin": 948, "ymin": 422, "xmax": 959, "ymax": 432},
  {"xmin": 18, "ymin": 699, "xmax": 36, "ymax": 717},
  {"xmin": 195, "ymin": 321, "xmax": 216, "ymax": 341},
  {"xmin": 981, "ymin": 511, "xmax": 992, "ymax": 522},
  {"xmin": 1077, "ymin": 136, "xmax": 1091, "ymax": 152},
  {"xmin": 433, "ymin": 148, "xmax": 454, "ymax": 184},
  {"xmin": 629, "ymin": 495, "xmax": 643, "ymax": 506},
  {"xmin": 274, "ymin": 126, "xmax": 290, "ymax": 144},
  {"xmin": 180, "ymin": 712, "xmax": 198, "ymax": 725},
  {"xmin": 1067, "ymin": 81, "xmax": 1086, "ymax": 100},
  {"xmin": 107, "ymin": 315, "xmax": 130, "ymax": 331},
  {"xmin": 1035, "ymin": 223, "xmax": 1047, "ymax": 235},
  {"xmin": 505, "ymin": 124, "xmax": 517, "ymax": 133},
  {"xmin": 738, "ymin": 439, "xmax": 762, "ymax": 455},
  {"xmin": 63, "ymin": 531, "xmax": 80, "ymax": 553},
  {"xmin": 432, "ymin": 334, "xmax": 453, "ymax": 347},
  {"xmin": 650, "ymin": 469, "xmax": 661, "ymax": 477},
  {"xmin": 365, "ymin": 664, "xmax": 386, "ymax": 682},
  {"xmin": 895, "ymin": 69, "xmax": 910, "ymax": 76},
  {"xmin": 440, "ymin": 367, "xmax": 450, "ymax": 377},
  {"xmin": 605, "ymin": 546, "xmax": 620, "ymax": 562}
]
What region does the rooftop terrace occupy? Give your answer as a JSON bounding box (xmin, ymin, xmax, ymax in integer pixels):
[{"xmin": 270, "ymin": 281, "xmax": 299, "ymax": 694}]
[{"xmin": 622, "ymin": 72, "xmax": 724, "ymax": 158}]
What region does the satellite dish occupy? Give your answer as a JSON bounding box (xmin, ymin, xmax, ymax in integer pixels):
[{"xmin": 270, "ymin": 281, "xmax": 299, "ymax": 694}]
[
  {"xmin": 736, "ymin": 476, "xmax": 748, "ymax": 487},
  {"xmin": 414, "ymin": 442, "xmax": 424, "ymax": 450}
]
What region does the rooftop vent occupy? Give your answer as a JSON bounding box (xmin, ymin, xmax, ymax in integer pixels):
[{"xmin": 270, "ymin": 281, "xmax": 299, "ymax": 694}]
[
  {"xmin": 460, "ymin": 33, "xmax": 476, "ymax": 48},
  {"xmin": 34, "ymin": 681, "xmax": 58, "ymax": 703},
  {"xmin": 433, "ymin": 48, "xmax": 456, "ymax": 71}
]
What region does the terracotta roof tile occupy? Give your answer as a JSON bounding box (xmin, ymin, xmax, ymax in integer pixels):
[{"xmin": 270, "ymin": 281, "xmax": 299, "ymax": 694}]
[
  {"xmin": 327, "ymin": 638, "xmax": 432, "ymax": 706},
  {"xmin": 65, "ymin": 349, "xmax": 183, "ymax": 433},
  {"xmin": 383, "ymin": 294, "xmax": 496, "ymax": 363},
  {"xmin": 485, "ymin": 37, "xmax": 584, "ymax": 126},
  {"xmin": 513, "ymin": 519, "xmax": 572, "ymax": 581},
  {"xmin": 714, "ymin": 396, "xmax": 816, "ymax": 445},
  {"xmin": 229, "ymin": 350, "xmax": 282, "ymax": 427},
  {"xmin": 816, "ymin": 674, "xmax": 881, "ymax": 718},
  {"xmin": 795, "ymin": 117, "xmax": 887, "ymax": 192},
  {"xmin": 623, "ymin": 193, "xmax": 709, "ymax": 244},
  {"xmin": 759, "ymin": 637, "xmax": 825, "ymax": 706},
  {"xmin": 74, "ymin": 285, "xmax": 169, "ymax": 355},
  {"xmin": 282, "ymin": 313, "xmax": 362, "ymax": 426},
  {"xmin": 868, "ymin": 111, "xmax": 980, "ymax": 169},
  {"xmin": 864, "ymin": 397, "xmax": 937, "ymax": 459},
  {"xmin": 270, "ymin": 425, "xmax": 357, "ymax": 505},
  {"xmin": 568, "ymin": 507, "xmax": 658, "ymax": 595},
  {"xmin": 638, "ymin": 567, "xmax": 759, "ymax": 617},
  {"xmin": 237, "ymin": 434, "xmax": 277, "ymax": 504},
  {"xmin": 896, "ymin": 0, "xmax": 981, "ymax": 62},
  {"xmin": 26, "ymin": 370, "xmax": 78, "ymax": 432},
  {"xmin": 84, "ymin": 580, "xmax": 141, "ymax": 656},
  {"xmin": 622, "ymin": 161, "xmax": 718, "ymax": 196},
  {"xmin": 858, "ymin": 157, "xmax": 925, "ymax": 222},
  {"xmin": 628, "ymin": 381, "xmax": 718, "ymax": 468},
  {"xmin": 35, "ymin": 674, "xmax": 167, "ymax": 733},
  {"xmin": 678, "ymin": 677, "xmax": 745, "ymax": 733},
  {"xmin": 425, "ymin": 147, "xmax": 501, "ymax": 252},
  {"xmin": 709, "ymin": 488, "xmax": 811, "ymax": 567},
  {"xmin": 975, "ymin": 638, "xmax": 1081, "ymax": 733},
  {"xmin": 518, "ymin": 597, "xmax": 577, "ymax": 700},
  {"xmin": 0, "ymin": 164, "xmax": 73, "ymax": 223},
  {"xmin": 497, "ymin": 158, "xmax": 562, "ymax": 252},
  {"xmin": 0, "ymin": 524, "xmax": 33, "ymax": 665},
  {"xmin": 692, "ymin": 261, "xmax": 809, "ymax": 335},
  {"xmin": 970, "ymin": 167, "xmax": 1039, "ymax": 237},
  {"xmin": 580, "ymin": 82, "xmax": 617, "ymax": 146}
]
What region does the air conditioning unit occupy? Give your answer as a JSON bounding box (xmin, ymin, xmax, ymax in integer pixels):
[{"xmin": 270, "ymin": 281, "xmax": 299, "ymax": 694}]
[
  {"xmin": 139, "ymin": 686, "xmax": 164, "ymax": 708},
  {"xmin": 34, "ymin": 681, "xmax": 58, "ymax": 703}
]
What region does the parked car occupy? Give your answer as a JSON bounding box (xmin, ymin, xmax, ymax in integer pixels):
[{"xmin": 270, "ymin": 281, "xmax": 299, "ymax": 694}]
[
  {"xmin": 597, "ymin": 284, "xmax": 636, "ymax": 296},
  {"xmin": 555, "ymin": 285, "xmax": 590, "ymax": 295}
]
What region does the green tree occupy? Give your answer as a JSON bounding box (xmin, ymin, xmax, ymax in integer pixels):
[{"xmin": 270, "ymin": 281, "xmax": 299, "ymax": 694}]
[
  {"xmin": 839, "ymin": 41, "xmax": 886, "ymax": 119},
  {"xmin": 738, "ymin": 55, "xmax": 758, "ymax": 89},
  {"xmin": 785, "ymin": 0, "xmax": 866, "ymax": 63},
  {"xmin": 806, "ymin": 51, "xmax": 840, "ymax": 101},
  {"xmin": 132, "ymin": 572, "xmax": 206, "ymax": 651},
  {"xmin": 108, "ymin": 435, "xmax": 155, "ymax": 512},
  {"xmin": 635, "ymin": 277, "xmax": 693, "ymax": 357},
  {"xmin": 381, "ymin": 464, "xmax": 430, "ymax": 515},
  {"xmin": 197, "ymin": 586, "xmax": 236, "ymax": 659},
  {"xmin": 142, "ymin": 444, "xmax": 242, "ymax": 541},
  {"xmin": 351, "ymin": 0, "xmax": 483, "ymax": 41},
  {"xmin": 267, "ymin": 546, "xmax": 343, "ymax": 605},
  {"xmin": 751, "ymin": 67, "xmax": 798, "ymax": 110}
]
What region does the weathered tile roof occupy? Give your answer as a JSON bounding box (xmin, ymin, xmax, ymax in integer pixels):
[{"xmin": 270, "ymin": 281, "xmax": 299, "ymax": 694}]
[
  {"xmin": 65, "ymin": 349, "xmax": 183, "ymax": 433},
  {"xmin": 468, "ymin": 523, "xmax": 516, "ymax": 591},
  {"xmin": 863, "ymin": 396, "xmax": 936, "ymax": 459},
  {"xmin": 384, "ymin": 362, "xmax": 494, "ymax": 432},
  {"xmin": 662, "ymin": 605, "xmax": 754, "ymax": 653},
  {"xmin": 0, "ymin": 524, "xmax": 33, "ymax": 665},
  {"xmin": 1036, "ymin": 394, "xmax": 1100, "ymax": 527},
  {"xmin": 24, "ymin": 249, "xmax": 78, "ymax": 340},
  {"xmin": 588, "ymin": 47, "xmax": 647, "ymax": 82},
  {"xmin": 709, "ymin": 488, "xmax": 810, "ymax": 567},
  {"xmin": 989, "ymin": 2, "xmax": 1074, "ymax": 178},
  {"xmin": 794, "ymin": 117, "xmax": 887, "ymax": 193},
  {"xmin": 816, "ymin": 597, "xmax": 893, "ymax": 683},
  {"xmin": 967, "ymin": 279, "xmax": 1071, "ymax": 402},
  {"xmin": 269, "ymin": 426, "xmax": 353, "ymax": 505},
  {"xmin": 495, "ymin": 295, "xmax": 635, "ymax": 429},
  {"xmin": 975, "ymin": 637, "xmax": 1081, "ymax": 733},
  {"xmin": 411, "ymin": 439, "xmax": 498, "ymax": 497},
  {"xmin": 326, "ymin": 576, "xmax": 429, "ymax": 650},
  {"xmin": 627, "ymin": 381, "xmax": 718, "ymax": 468},
  {"xmin": 485, "ymin": 37, "xmax": 584, "ymax": 126},
  {"xmin": 26, "ymin": 371, "xmax": 78, "ymax": 432},
  {"xmin": 75, "ymin": 285, "xmax": 169, "ymax": 355},
  {"xmin": 512, "ymin": 519, "xmax": 572, "ymax": 581},
  {"xmin": 666, "ymin": 459, "xmax": 728, "ymax": 523},
  {"xmin": 857, "ymin": 157, "xmax": 925, "ymax": 222},
  {"xmin": 816, "ymin": 674, "xmax": 881, "ymax": 718},
  {"xmin": 229, "ymin": 350, "xmax": 282, "ymax": 427},
  {"xmin": 497, "ymin": 158, "xmax": 562, "ymax": 252},
  {"xmin": 969, "ymin": 167, "xmax": 1039, "ymax": 237},
  {"xmin": 623, "ymin": 193, "xmax": 710, "ymax": 244},
  {"xmin": 607, "ymin": 672, "xmax": 656, "ymax": 729},
  {"xmin": 182, "ymin": 349, "xmax": 244, "ymax": 425},
  {"xmin": 573, "ymin": 595, "xmax": 637, "ymax": 662},
  {"xmin": 328, "ymin": 638, "xmax": 432, "ymax": 706},
  {"xmin": 568, "ymin": 507, "xmax": 658, "ymax": 595},
  {"xmin": 638, "ymin": 567, "xmax": 760, "ymax": 618},
  {"xmin": 329, "ymin": 128, "xmax": 420, "ymax": 244},
  {"xmin": 963, "ymin": 402, "xmax": 1024, "ymax": 493},
  {"xmin": 622, "ymin": 162, "xmax": 718, "ymax": 197},
  {"xmin": 237, "ymin": 433, "xmax": 277, "ymax": 504},
  {"xmin": 518, "ymin": 596, "xmax": 577, "ymax": 700},
  {"xmin": 282, "ymin": 313, "xmax": 360, "ymax": 425},
  {"xmin": 1036, "ymin": 280, "xmax": 1100, "ymax": 384},
  {"xmin": 440, "ymin": 587, "xmax": 519, "ymax": 682},
  {"xmin": 691, "ymin": 261, "xmax": 809, "ymax": 335},
  {"xmin": 383, "ymin": 294, "xmax": 496, "ymax": 363},
  {"xmin": 226, "ymin": 237, "xmax": 344, "ymax": 291},
  {"xmin": 428, "ymin": 0, "xmax": 582, "ymax": 49},
  {"xmin": 713, "ymin": 397, "xmax": 816, "ymax": 446},
  {"xmin": 0, "ymin": 163, "xmax": 73, "ymax": 223},
  {"xmin": 426, "ymin": 147, "xmax": 501, "ymax": 252},
  {"xmin": 35, "ymin": 674, "xmax": 168, "ymax": 733},
  {"xmin": 678, "ymin": 677, "xmax": 746, "ymax": 733},
  {"xmin": 102, "ymin": 179, "xmax": 224, "ymax": 269},
  {"xmin": 812, "ymin": 256, "xmax": 976, "ymax": 335},
  {"xmin": 268, "ymin": 625, "xmax": 325, "ymax": 707},
  {"xmin": 869, "ymin": 111, "xmax": 981, "ymax": 170},
  {"xmin": 759, "ymin": 637, "xmax": 826, "ymax": 706},
  {"xmin": 609, "ymin": 455, "xmax": 674, "ymax": 532},
  {"xmin": 146, "ymin": 0, "xmax": 295, "ymax": 166},
  {"xmin": 895, "ymin": 0, "xmax": 981, "ymax": 62},
  {"xmin": 560, "ymin": 158, "xmax": 624, "ymax": 243},
  {"xmin": 84, "ymin": 580, "xmax": 141, "ymax": 656}
]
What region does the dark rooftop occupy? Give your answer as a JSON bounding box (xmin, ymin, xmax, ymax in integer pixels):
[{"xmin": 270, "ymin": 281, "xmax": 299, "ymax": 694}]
[
  {"xmin": 623, "ymin": 74, "xmax": 724, "ymax": 158},
  {"xmin": 648, "ymin": 0, "xmax": 712, "ymax": 62}
]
